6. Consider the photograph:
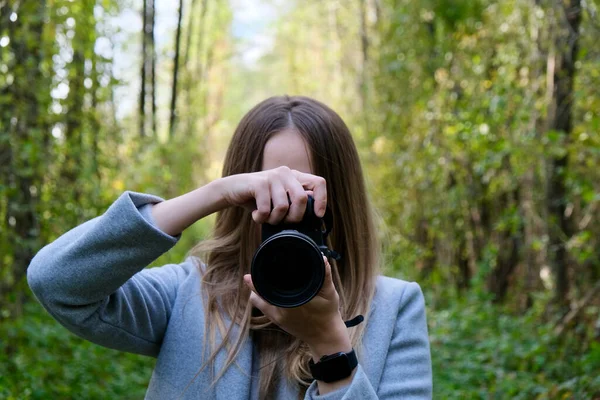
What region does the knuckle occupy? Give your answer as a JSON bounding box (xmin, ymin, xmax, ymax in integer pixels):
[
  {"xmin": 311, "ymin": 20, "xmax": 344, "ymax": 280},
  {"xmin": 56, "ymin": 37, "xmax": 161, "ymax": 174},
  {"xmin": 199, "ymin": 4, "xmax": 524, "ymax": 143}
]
[
  {"xmin": 254, "ymin": 208, "xmax": 268, "ymax": 218},
  {"xmin": 259, "ymin": 176, "xmax": 269, "ymax": 189},
  {"xmin": 273, "ymin": 203, "xmax": 288, "ymax": 213},
  {"xmin": 297, "ymin": 193, "xmax": 308, "ymax": 204},
  {"xmin": 275, "ymin": 166, "xmax": 290, "ymax": 177},
  {"xmin": 257, "ymin": 206, "xmax": 270, "ymax": 214},
  {"xmin": 252, "ymin": 176, "xmax": 268, "ymax": 191}
]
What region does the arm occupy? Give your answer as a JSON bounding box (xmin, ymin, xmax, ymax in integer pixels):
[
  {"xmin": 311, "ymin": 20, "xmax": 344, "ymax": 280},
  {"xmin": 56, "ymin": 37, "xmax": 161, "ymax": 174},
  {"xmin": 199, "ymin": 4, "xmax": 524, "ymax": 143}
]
[
  {"xmin": 151, "ymin": 167, "xmax": 328, "ymax": 236},
  {"xmin": 303, "ymin": 282, "xmax": 433, "ymax": 399},
  {"xmin": 28, "ymin": 168, "xmax": 328, "ymax": 357},
  {"xmin": 150, "ymin": 179, "xmax": 228, "ymax": 236},
  {"xmin": 27, "ymin": 191, "xmax": 188, "ymax": 357},
  {"xmin": 27, "ymin": 182, "xmax": 231, "ymax": 357}
]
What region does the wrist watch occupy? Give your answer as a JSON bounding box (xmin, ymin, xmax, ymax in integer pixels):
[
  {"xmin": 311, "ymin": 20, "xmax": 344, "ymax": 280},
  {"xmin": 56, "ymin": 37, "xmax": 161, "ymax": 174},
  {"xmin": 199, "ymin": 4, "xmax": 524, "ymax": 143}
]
[{"xmin": 309, "ymin": 349, "xmax": 358, "ymax": 383}]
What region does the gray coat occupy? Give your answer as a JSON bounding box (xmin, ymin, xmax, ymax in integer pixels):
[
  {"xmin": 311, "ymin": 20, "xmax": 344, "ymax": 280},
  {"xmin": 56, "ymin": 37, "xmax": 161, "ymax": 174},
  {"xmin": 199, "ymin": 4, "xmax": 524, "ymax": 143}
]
[{"xmin": 27, "ymin": 192, "xmax": 433, "ymax": 399}]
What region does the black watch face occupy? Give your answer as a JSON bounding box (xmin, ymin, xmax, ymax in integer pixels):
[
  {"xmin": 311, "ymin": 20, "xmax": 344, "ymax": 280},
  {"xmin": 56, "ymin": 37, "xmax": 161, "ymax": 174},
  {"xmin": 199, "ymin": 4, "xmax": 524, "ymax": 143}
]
[
  {"xmin": 310, "ymin": 349, "xmax": 357, "ymax": 383},
  {"xmin": 323, "ymin": 353, "xmax": 351, "ymax": 372}
]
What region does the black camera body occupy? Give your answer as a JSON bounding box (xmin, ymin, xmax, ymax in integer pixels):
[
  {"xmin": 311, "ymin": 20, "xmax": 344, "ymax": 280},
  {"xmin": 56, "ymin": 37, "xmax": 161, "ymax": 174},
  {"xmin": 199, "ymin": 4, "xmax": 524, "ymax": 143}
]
[{"xmin": 250, "ymin": 196, "xmax": 340, "ymax": 308}]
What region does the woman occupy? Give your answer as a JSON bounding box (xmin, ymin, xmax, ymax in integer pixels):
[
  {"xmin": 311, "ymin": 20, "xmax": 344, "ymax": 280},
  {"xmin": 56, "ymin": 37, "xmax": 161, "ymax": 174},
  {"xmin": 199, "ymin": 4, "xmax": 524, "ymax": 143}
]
[{"xmin": 27, "ymin": 96, "xmax": 432, "ymax": 399}]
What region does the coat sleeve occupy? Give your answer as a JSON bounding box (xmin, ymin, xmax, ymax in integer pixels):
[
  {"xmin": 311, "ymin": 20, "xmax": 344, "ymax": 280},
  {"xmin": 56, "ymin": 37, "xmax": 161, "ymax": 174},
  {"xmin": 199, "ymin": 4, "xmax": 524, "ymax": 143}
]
[
  {"xmin": 27, "ymin": 191, "xmax": 194, "ymax": 358},
  {"xmin": 304, "ymin": 282, "xmax": 433, "ymax": 399}
]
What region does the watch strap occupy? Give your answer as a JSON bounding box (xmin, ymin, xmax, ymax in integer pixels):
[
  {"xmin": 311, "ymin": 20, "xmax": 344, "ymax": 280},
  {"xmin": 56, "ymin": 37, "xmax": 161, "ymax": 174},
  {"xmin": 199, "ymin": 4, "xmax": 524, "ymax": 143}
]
[
  {"xmin": 344, "ymin": 315, "xmax": 364, "ymax": 328},
  {"xmin": 309, "ymin": 348, "xmax": 358, "ymax": 383}
]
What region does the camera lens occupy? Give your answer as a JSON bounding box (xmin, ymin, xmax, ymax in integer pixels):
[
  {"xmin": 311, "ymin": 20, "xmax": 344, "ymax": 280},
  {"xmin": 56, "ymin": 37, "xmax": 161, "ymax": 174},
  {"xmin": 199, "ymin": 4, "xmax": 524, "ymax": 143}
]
[
  {"xmin": 261, "ymin": 238, "xmax": 312, "ymax": 293},
  {"xmin": 251, "ymin": 231, "xmax": 325, "ymax": 308}
]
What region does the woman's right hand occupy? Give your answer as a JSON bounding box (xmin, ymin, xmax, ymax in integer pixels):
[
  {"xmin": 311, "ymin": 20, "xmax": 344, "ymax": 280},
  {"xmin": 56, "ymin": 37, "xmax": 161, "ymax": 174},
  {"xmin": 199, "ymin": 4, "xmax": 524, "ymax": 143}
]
[
  {"xmin": 217, "ymin": 166, "xmax": 327, "ymax": 225},
  {"xmin": 150, "ymin": 166, "xmax": 327, "ymax": 236}
]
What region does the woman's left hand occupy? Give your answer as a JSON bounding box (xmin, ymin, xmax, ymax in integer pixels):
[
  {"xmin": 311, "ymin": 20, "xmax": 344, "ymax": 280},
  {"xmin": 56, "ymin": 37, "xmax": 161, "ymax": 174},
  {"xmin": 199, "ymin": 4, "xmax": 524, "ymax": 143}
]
[{"xmin": 243, "ymin": 256, "xmax": 352, "ymax": 360}]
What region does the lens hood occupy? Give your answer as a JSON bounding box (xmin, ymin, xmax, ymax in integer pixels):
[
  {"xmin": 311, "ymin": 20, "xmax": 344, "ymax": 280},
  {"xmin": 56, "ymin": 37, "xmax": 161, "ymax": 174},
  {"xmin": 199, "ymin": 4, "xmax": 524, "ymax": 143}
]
[{"xmin": 251, "ymin": 230, "xmax": 325, "ymax": 308}]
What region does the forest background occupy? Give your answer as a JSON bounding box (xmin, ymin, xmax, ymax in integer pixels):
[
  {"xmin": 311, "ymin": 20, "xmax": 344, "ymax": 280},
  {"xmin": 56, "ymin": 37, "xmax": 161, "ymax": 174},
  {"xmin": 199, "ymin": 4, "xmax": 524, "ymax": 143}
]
[{"xmin": 1, "ymin": 0, "xmax": 600, "ymax": 398}]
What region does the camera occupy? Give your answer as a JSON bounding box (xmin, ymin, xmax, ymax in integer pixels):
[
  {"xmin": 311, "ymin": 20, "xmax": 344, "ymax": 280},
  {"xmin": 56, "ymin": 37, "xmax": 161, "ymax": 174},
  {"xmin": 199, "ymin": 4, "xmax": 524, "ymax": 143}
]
[{"xmin": 250, "ymin": 196, "xmax": 340, "ymax": 308}]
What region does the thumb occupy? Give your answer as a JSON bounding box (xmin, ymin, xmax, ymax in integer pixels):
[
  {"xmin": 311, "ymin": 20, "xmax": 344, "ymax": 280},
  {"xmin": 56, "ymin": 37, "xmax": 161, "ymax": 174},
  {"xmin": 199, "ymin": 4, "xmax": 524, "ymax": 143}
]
[{"xmin": 319, "ymin": 256, "xmax": 336, "ymax": 297}]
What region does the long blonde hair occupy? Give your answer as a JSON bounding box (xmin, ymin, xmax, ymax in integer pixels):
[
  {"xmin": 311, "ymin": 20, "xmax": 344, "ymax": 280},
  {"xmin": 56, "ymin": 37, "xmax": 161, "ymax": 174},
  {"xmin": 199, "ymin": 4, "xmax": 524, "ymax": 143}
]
[{"xmin": 192, "ymin": 95, "xmax": 380, "ymax": 398}]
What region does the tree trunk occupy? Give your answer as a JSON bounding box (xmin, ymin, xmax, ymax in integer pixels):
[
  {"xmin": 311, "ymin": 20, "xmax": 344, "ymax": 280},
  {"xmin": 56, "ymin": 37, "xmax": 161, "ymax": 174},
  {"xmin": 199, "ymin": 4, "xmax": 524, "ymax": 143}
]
[
  {"xmin": 169, "ymin": 0, "xmax": 184, "ymax": 139},
  {"xmin": 522, "ymin": 167, "xmax": 540, "ymax": 309},
  {"xmin": 519, "ymin": 0, "xmax": 547, "ymax": 311},
  {"xmin": 192, "ymin": 0, "xmax": 210, "ymax": 134},
  {"xmin": 62, "ymin": 48, "xmax": 86, "ymax": 214},
  {"xmin": 358, "ymin": 0, "xmax": 369, "ymax": 114},
  {"xmin": 487, "ymin": 189, "xmax": 523, "ymax": 303},
  {"xmin": 194, "ymin": 0, "xmax": 210, "ymax": 84},
  {"xmin": 485, "ymin": 150, "xmax": 523, "ymax": 302},
  {"xmin": 546, "ymin": 0, "xmax": 581, "ymax": 304},
  {"xmin": 0, "ymin": 0, "xmax": 48, "ymax": 317},
  {"xmin": 182, "ymin": 0, "xmax": 208, "ymax": 137},
  {"xmin": 415, "ymin": 218, "xmax": 436, "ymax": 279},
  {"xmin": 183, "ymin": 0, "xmax": 199, "ymax": 68},
  {"xmin": 150, "ymin": 0, "xmax": 157, "ymax": 138},
  {"xmin": 90, "ymin": 50, "xmax": 101, "ymax": 182},
  {"xmin": 140, "ymin": 0, "xmax": 148, "ymax": 138},
  {"xmin": 456, "ymin": 236, "xmax": 471, "ymax": 292}
]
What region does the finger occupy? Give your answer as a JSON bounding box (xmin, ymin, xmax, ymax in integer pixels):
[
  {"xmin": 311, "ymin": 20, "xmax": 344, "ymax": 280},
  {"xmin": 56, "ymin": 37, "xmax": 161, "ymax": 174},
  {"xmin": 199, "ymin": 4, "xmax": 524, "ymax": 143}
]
[
  {"xmin": 267, "ymin": 180, "xmax": 289, "ymax": 225},
  {"xmin": 292, "ymin": 170, "xmax": 327, "ymax": 217},
  {"xmin": 251, "ymin": 179, "xmax": 271, "ymax": 224},
  {"xmin": 244, "ymin": 274, "xmax": 277, "ymax": 317},
  {"xmin": 285, "ymin": 181, "xmax": 308, "ymax": 223},
  {"xmin": 323, "ymin": 256, "xmax": 332, "ymax": 283},
  {"xmin": 249, "ymin": 291, "xmax": 273, "ymax": 317}
]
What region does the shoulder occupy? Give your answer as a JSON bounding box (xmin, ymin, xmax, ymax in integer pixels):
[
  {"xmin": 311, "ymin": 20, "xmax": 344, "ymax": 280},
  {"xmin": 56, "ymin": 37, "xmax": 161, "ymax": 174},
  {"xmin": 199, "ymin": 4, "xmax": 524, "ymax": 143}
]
[
  {"xmin": 369, "ymin": 275, "xmax": 427, "ymax": 331},
  {"xmin": 374, "ymin": 275, "xmax": 425, "ymax": 311}
]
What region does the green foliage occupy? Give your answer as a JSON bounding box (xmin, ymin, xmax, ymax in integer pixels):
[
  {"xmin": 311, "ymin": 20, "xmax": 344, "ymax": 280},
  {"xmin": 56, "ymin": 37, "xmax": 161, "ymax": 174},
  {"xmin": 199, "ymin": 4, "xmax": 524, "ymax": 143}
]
[
  {"xmin": 0, "ymin": 301, "xmax": 154, "ymax": 399},
  {"xmin": 2, "ymin": 0, "xmax": 600, "ymax": 397},
  {"xmin": 428, "ymin": 292, "xmax": 600, "ymax": 399}
]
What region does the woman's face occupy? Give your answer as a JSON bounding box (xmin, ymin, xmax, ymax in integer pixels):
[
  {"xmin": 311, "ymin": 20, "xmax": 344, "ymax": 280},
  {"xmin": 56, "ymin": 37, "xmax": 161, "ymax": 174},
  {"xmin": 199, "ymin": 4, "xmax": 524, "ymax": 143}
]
[{"xmin": 261, "ymin": 129, "xmax": 313, "ymax": 174}]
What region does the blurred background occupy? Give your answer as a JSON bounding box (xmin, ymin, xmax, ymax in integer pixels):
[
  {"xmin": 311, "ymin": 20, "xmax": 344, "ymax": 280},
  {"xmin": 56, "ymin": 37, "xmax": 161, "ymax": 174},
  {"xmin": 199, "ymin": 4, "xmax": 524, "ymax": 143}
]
[{"xmin": 1, "ymin": 0, "xmax": 600, "ymax": 398}]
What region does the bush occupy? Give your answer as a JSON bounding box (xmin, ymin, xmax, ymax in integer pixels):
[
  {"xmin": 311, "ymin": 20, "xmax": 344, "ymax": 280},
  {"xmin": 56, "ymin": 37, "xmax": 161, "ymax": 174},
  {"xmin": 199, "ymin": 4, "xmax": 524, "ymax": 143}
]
[
  {"xmin": 0, "ymin": 301, "xmax": 154, "ymax": 399},
  {"xmin": 428, "ymin": 292, "xmax": 600, "ymax": 399}
]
